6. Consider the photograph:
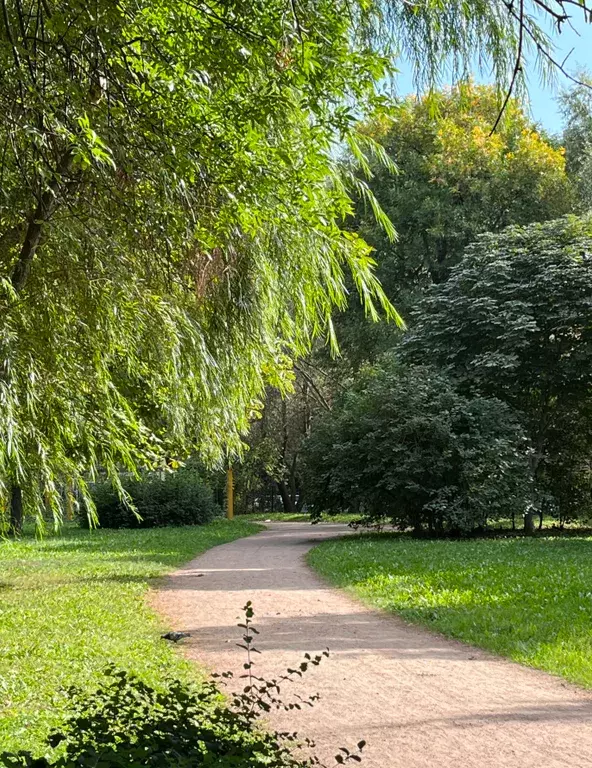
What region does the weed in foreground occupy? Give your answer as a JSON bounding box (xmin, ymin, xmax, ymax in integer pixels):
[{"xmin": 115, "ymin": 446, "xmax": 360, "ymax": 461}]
[{"xmin": 0, "ymin": 602, "xmax": 366, "ymax": 767}]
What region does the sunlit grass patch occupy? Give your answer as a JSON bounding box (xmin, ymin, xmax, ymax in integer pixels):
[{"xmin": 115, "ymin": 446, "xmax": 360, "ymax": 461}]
[
  {"xmin": 308, "ymin": 533, "xmax": 592, "ymax": 688},
  {"xmin": 0, "ymin": 519, "xmax": 261, "ymax": 754}
]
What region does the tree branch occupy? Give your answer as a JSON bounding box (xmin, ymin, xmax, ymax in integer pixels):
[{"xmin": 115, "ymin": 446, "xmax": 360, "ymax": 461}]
[
  {"xmin": 11, "ymin": 150, "xmax": 74, "ymax": 292},
  {"xmin": 505, "ymin": 0, "xmax": 592, "ymax": 90},
  {"xmin": 294, "ymin": 363, "xmax": 332, "ymax": 411},
  {"xmin": 491, "ymin": 0, "xmax": 525, "ymax": 135}
]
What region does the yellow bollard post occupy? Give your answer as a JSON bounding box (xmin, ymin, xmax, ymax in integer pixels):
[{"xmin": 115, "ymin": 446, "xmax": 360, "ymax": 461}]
[{"xmin": 226, "ymin": 466, "xmax": 234, "ymax": 520}]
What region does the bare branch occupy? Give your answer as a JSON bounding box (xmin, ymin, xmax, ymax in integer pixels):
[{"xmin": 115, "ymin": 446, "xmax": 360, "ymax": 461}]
[
  {"xmin": 491, "ymin": 0, "xmax": 525, "ymax": 135},
  {"xmin": 294, "ymin": 363, "xmax": 332, "ymax": 412}
]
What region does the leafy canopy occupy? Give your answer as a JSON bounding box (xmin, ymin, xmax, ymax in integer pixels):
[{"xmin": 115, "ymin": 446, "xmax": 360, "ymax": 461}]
[
  {"xmin": 402, "ymin": 215, "xmax": 592, "ymax": 517},
  {"xmin": 303, "ymin": 359, "xmax": 531, "ymax": 534},
  {"xmin": 403, "ymin": 216, "xmax": 592, "ymax": 425},
  {"xmin": 0, "ymin": 0, "xmax": 396, "ymax": 526},
  {"xmin": 0, "ymin": 0, "xmax": 587, "ymax": 527},
  {"xmin": 356, "ymin": 84, "xmax": 573, "ymax": 297},
  {"xmin": 325, "ymin": 83, "xmax": 573, "ymax": 369}
]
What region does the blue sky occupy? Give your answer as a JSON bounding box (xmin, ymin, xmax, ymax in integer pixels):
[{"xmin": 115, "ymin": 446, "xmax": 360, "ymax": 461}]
[
  {"xmin": 395, "ymin": 13, "xmax": 592, "ymax": 135},
  {"xmin": 525, "ymin": 17, "xmax": 592, "ymax": 133}
]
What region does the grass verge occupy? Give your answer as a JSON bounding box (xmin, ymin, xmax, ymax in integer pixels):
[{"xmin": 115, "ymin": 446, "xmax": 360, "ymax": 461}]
[
  {"xmin": 0, "ymin": 519, "xmax": 261, "ymax": 754},
  {"xmin": 308, "ymin": 533, "xmax": 592, "ymax": 688}
]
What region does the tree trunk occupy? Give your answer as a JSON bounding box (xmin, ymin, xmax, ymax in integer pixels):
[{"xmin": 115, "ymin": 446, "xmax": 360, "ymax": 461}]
[
  {"xmin": 3, "ymin": 154, "xmax": 74, "ymax": 534},
  {"xmin": 289, "ymin": 455, "xmax": 299, "ymax": 509},
  {"xmin": 524, "ymin": 426, "xmax": 546, "ymax": 537},
  {"xmin": 277, "ymin": 480, "xmax": 296, "ymax": 514},
  {"xmin": 296, "ymin": 490, "xmax": 306, "ymax": 512},
  {"xmin": 11, "ymin": 151, "xmax": 74, "ymax": 291},
  {"xmin": 524, "ymin": 509, "xmax": 537, "ymax": 536},
  {"xmin": 10, "ymin": 484, "xmax": 23, "ymax": 535}
]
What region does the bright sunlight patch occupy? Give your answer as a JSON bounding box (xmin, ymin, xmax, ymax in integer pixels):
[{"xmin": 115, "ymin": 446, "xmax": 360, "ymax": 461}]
[{"xmin": 308, "ymin": 534, "xmax": 592, "ymax": 688}]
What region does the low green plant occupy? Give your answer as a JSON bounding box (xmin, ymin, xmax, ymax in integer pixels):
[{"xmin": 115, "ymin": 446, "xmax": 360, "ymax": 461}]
[
  {"xmin": 0, "ymin": 520, "xmax": 260, "ymax": 753},
  {"xmin": 0, "ymin": 669, "xmax": 312, "ymax": 768},
  {"xmin": 1, "ymin": 604, "xmax": 366, "ymax": 767}
]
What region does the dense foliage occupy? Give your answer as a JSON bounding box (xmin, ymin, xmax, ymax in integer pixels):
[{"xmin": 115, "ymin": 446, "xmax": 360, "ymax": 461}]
[
  {"xmin": 0, "ymin": 0, "xmax": 587, "ymax": 531},
  {"xmin": 358, "ymin": 85, "xmax": 573, "ymax": 293},
  {"xmin": 0, "ymin": 668, "xmax": 315, "ymax": 767},
  {"xmin": 84, "ymin": 463, "xmax": 220, "ymax": 528},
  {"xmin": 0, "ymin": 0, "xmax": 402, "ymax": 530},
  {"xmin": 236, "ymin": 83, "xmax": 577, "ymax": 510},
  {"xmin": 331, "ymin": 84, "xmax": 574, "ymax": 367},
  {"xmin": 298, "ymin": 213, "xmax": 592, "ymax": 532},
  {"xmin": 403, "ymin": 216, "xmax": 592, "ymax": 523},
  {"xmin": 302, "ymin": 361, "xmax": 531, "ymax": 534}
]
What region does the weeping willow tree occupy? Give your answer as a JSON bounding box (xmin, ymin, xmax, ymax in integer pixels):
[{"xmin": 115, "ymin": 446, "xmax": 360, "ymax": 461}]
[{"xmin": 0, "ymin": 0, "xmax": 589, "ymax": 531}]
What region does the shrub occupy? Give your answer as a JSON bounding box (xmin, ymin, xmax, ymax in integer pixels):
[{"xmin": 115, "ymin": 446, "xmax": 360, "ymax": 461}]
[
  {"xmin": 0, "ymin": 669, "xmax": 311, "ymax": 768},
  {"xmin": 0, "ymin": 604, "xmax": 365, "ymax": 767},
  {"xmin": 302, "ymin": 360, "xmax": 531, "ymax": 535},
  {"xmin": 84, "ymin": 462, "xmax": 220, "ymax": 528}
]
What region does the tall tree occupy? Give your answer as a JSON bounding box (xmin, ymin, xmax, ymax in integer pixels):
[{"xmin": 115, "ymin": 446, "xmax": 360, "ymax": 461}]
[
  {"xmin": 355, "ymin": 83, "xmax": 574, "ymax": 307},
  {"xmin": 560, "ymin": 76, "xmax": 592, "ymax": 210},
  {"xmin": 0, "ymin": 0, "xmax": 395, "ymax": 529},
  {"xmin": 402, "ymin": 215, "xmax": 592, "ymax": 528},
  {"xmin": 0, "ymin": 0, "xmax": 589, "ymax": 529},
  {"xmin": 327, "ymin": 84, "xmax": 574, "ymax": 369}
]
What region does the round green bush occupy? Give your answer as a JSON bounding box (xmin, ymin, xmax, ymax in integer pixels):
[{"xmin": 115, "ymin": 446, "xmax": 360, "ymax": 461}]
[
  {"xmin": 302, "ymin": 359, "xmax": 531, "ymax": 535},
  {"xmin": 83, "ymin": 464, "xmax": 221, "ymax": 528}
]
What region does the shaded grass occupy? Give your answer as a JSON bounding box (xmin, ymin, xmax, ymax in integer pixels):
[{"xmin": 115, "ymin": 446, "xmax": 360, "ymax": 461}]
[
  {"xmin": 0, "ymin": 519, "xmax": 261, "ymax": 754},
  {"xmin": 237, "ymin": 512, "xmax": 358, "ymax": 523},
  {"xmin": 308, "ymin": 533, "xmax": 592, "ymax": 688}
]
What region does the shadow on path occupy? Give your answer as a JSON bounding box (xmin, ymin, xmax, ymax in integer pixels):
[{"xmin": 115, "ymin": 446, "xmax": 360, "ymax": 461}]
[{"xmin": 154, "ymin": 522, "xmax": 592, "ymax": 768}]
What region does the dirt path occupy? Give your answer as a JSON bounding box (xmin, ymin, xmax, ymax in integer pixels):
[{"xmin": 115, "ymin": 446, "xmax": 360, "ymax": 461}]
[{"xmin": 153, "ymin": 523, "xmax": 592, "ymax": 768}]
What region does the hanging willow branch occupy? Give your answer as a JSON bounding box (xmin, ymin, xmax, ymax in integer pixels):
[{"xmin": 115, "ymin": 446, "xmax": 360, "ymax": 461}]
[{"xmin": 1, "ymin": 0, "xmax": 592, "ymax": 530}]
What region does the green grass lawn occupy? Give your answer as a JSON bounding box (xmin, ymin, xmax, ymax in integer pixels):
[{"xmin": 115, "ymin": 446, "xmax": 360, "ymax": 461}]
[
  {"xmin": 308, "ymin": 533, "xmax": 592, "ymax": 688},
  {"xmin": 0, "ymin": 519, "xmax": 261, "ymax": 755}
]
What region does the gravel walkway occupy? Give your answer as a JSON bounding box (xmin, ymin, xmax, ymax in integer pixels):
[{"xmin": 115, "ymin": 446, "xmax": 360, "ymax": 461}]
[{"xmin": 153, "ymin": 522, "xmax": 592, "ymax": 768}]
